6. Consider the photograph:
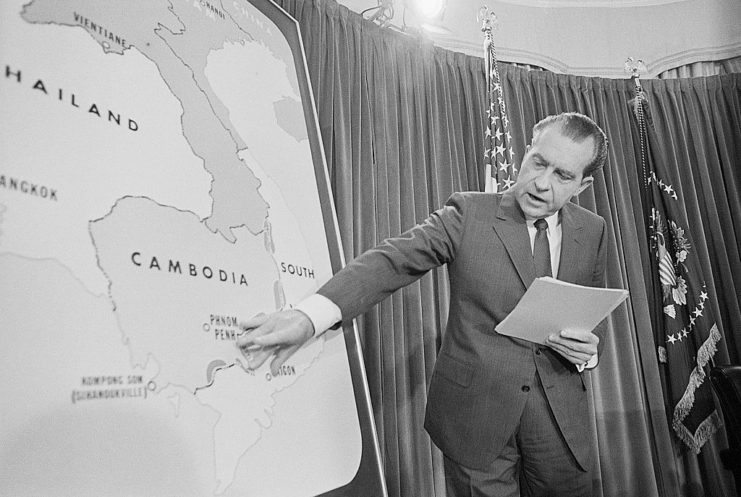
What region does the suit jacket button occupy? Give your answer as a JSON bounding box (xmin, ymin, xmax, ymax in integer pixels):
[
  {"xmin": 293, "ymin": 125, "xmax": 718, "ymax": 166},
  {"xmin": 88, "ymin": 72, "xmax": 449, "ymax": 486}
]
[{"xmin": 521, "ymin": 385, "xmax": 530, "ymax": 392}]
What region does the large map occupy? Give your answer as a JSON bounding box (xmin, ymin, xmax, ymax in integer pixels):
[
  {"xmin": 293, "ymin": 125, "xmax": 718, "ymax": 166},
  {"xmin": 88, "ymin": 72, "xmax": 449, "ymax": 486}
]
[{"xmin": 0, "ymin": 1, "xmax": 381, "ymax": 495}]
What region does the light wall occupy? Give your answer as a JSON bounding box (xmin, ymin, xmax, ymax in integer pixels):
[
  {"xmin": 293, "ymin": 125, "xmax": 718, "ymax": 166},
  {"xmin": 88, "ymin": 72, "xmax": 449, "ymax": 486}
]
[{"xmin": 338, "ymin": 0, "xmax": 741, "ymax": 78}]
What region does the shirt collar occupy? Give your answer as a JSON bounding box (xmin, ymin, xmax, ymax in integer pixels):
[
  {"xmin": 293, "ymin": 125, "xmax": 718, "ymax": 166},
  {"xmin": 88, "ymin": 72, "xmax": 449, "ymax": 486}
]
[{"xmin": 526, "ymin": 211, "xmax": 561, "ymax": 230}]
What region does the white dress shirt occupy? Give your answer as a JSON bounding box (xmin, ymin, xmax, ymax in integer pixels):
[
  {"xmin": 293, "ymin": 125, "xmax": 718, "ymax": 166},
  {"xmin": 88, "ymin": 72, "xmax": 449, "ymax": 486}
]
[{"xmin": 295, "ymin": 293, "xmax": 342, "ymax": 337}]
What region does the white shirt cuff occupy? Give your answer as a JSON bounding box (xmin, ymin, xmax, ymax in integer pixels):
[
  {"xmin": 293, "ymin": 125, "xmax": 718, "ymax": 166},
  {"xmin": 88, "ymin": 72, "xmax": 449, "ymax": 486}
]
[
  {"xmin": 577, "ymin": 354, "xmax": 599, "ymax": 372},
  {"xmin": 294, "ymin": 294, "xmax": 342, "ymax": 337}
]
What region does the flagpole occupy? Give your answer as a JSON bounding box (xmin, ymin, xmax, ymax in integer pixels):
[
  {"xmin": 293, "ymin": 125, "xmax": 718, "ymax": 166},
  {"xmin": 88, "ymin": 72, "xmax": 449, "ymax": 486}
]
[
  {"xmin": 479, "ymin": 7, "xmax": 497, "ymax": 193},
  {"xmin": 625, "ymin": 57, "xmax": 649, "ymax": 191}
]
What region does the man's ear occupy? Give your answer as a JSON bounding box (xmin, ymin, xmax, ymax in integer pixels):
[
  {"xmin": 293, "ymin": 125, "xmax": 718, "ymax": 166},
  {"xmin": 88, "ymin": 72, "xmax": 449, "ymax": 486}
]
[{"xmin": 574, "ymin": 175, "xmax": 594, "ymax": 196}]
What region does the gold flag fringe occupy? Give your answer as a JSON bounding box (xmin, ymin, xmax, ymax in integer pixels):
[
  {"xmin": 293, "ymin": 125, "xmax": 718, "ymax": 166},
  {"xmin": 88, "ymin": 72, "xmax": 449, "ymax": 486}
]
[{"xmin": 671, "ymin": 323, "xmax": 722, "ymax": 453}]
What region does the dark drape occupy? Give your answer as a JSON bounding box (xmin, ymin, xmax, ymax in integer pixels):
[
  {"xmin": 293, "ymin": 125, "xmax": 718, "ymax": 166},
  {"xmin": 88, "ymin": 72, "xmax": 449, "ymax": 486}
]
[{"xmin": 274, "ymin": 0, "xmax": 741, "ymax": 495}]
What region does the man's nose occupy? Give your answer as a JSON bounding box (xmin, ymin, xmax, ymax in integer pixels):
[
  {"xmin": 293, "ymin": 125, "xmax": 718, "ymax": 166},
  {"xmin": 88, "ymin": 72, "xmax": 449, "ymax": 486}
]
[{"xmin": 533, "ymin": 172, "xmax": 551, "ymax": 191}]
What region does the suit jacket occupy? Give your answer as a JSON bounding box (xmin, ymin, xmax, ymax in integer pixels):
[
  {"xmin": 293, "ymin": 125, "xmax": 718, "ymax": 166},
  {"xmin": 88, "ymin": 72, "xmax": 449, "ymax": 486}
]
[{"xmin": 318, "ymin": 191, "xmax": 608, "ymax": 471}]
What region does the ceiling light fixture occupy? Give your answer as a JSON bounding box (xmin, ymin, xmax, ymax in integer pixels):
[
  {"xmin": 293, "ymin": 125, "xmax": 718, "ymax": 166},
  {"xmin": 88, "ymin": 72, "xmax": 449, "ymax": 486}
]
[{"xmin": 362, "ymin": 0, "xmax": 395, "ymax": 27}]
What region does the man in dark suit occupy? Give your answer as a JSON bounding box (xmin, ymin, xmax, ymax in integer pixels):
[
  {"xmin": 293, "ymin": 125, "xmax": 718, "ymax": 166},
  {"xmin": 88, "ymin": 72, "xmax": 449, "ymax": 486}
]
[{"xmin": 238, "ymin": 112, "xmax": 609, "ymax": 496}]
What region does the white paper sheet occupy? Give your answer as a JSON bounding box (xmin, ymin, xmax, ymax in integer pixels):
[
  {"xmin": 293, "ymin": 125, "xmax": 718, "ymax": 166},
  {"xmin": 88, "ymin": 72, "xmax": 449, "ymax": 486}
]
[{"xmin": 495, "ymin": 277, "xmax": 629, "ymax": 344}]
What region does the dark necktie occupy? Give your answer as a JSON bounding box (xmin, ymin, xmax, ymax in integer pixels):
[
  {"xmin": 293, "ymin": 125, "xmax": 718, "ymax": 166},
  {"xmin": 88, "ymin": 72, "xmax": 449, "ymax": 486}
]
[{"xmin": 533, "ymin": 218, "xmax": 552, "ymax": 278}]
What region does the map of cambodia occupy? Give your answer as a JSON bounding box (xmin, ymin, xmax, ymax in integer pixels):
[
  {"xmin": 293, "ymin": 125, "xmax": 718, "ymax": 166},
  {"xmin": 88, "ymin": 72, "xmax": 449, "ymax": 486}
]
[
  {"xmin": 89, "ymin": 195, "xmax": 278, "ymax": 391},
  {"xmin": 0, "ymin": 0, "xmax": 363, "ymax": 495}
]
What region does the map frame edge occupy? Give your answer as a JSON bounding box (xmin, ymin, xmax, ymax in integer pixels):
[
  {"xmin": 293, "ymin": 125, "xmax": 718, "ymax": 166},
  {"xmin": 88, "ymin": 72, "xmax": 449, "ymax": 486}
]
[{"xmin": 250, "ymin": 0, "xmax": 389, "ymax": 495}]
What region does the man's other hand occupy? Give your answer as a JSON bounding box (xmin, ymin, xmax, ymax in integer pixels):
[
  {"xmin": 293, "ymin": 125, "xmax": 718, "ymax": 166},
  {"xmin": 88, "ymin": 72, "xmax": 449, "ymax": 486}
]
[
  {"xmin": 545, "ymin": 329, "xmax": 599, "ymax": 365},
  {"xmin": 236, "ymin": 310, "xmax": 315, "ymax": 375}
]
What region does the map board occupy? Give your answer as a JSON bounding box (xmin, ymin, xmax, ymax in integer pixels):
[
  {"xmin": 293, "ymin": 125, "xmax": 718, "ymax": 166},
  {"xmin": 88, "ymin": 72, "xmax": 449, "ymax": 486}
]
[{"xmin": 0, "ymin": 0, "xmax": 386, "ymax": 495}]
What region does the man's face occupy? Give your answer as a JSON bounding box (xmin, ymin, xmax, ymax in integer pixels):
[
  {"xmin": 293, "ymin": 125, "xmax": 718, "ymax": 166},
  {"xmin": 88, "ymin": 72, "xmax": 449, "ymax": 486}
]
[{"xmin": 511, "ymin": 125, "xmax": 595, "ymax": 220}]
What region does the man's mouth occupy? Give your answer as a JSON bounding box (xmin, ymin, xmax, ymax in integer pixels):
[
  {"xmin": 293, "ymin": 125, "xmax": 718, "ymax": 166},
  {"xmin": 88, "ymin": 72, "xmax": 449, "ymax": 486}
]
[{"xmin": 527, "ymin": 192, "xmax": 546, "ymax": 204}]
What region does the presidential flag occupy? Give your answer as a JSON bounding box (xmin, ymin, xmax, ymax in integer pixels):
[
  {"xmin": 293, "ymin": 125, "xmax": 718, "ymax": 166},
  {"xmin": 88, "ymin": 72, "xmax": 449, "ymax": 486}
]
[
  {"xmin": 482, "ymin": 26, "xmax": 515, "ymax": 193},
  {"xmin": 633, "ymin": 81, "xmax": 722, "ymax": 453}
]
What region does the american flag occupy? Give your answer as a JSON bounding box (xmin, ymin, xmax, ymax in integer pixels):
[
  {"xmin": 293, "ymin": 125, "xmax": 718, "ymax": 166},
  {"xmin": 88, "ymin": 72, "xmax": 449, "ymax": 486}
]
[
  {"xmin": 633, "ymin": 81, "xmax": 722, "ymax": 453},
  {"xmin": 482, "ymin": 32, "xmax": 515, "ymax": 193}
]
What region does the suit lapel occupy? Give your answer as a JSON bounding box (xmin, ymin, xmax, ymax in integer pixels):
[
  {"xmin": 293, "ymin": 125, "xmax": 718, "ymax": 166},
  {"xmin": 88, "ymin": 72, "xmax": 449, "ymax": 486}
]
[
  {"xmin": 492, "ymin": 193, "xmax": 534, "ymax": 289},
  {"xmin": 557, "ymin": 202, "xmax": 585, "ymax": 283}
]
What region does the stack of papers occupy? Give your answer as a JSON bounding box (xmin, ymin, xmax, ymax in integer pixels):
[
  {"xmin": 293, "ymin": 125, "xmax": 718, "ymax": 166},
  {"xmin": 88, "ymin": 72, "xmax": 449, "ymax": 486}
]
[{"xmin": 495, "ymin": 277, "xmax": 629, "ymax": 344}]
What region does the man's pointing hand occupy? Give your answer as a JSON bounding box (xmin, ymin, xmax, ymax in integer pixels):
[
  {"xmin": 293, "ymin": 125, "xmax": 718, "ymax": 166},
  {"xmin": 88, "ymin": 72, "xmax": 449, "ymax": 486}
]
[{"xmin": 236, "ymin": 310, "xmax": 315, "ymax": 376}]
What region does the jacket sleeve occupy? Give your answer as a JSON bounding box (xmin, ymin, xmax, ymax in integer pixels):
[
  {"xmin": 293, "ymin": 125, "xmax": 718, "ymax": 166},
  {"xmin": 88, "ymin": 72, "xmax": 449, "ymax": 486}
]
[{"xmin": 317, "ymin": 192, "xmax": 468, "ymax": 322}]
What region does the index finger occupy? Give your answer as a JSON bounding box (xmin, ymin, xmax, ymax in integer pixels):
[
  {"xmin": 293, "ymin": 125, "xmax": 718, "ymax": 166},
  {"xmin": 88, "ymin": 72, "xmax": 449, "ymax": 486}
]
[
  {"xmin": 558, "ymin": 329, "xmax": 598, "ymax": 343},
  {"xmin": 237, "ymin": 313, "xmax": 270, "ymax": 345},
  {"xmin": 239, "ymin": 312, "xmax": 268, "ymax": 330}
]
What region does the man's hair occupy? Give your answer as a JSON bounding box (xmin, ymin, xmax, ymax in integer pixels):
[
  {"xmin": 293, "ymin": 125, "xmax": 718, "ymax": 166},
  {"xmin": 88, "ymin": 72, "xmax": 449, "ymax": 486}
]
[{"xmin": 532, "ymin": 112, "xmax": 608, "ymax": 178}]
